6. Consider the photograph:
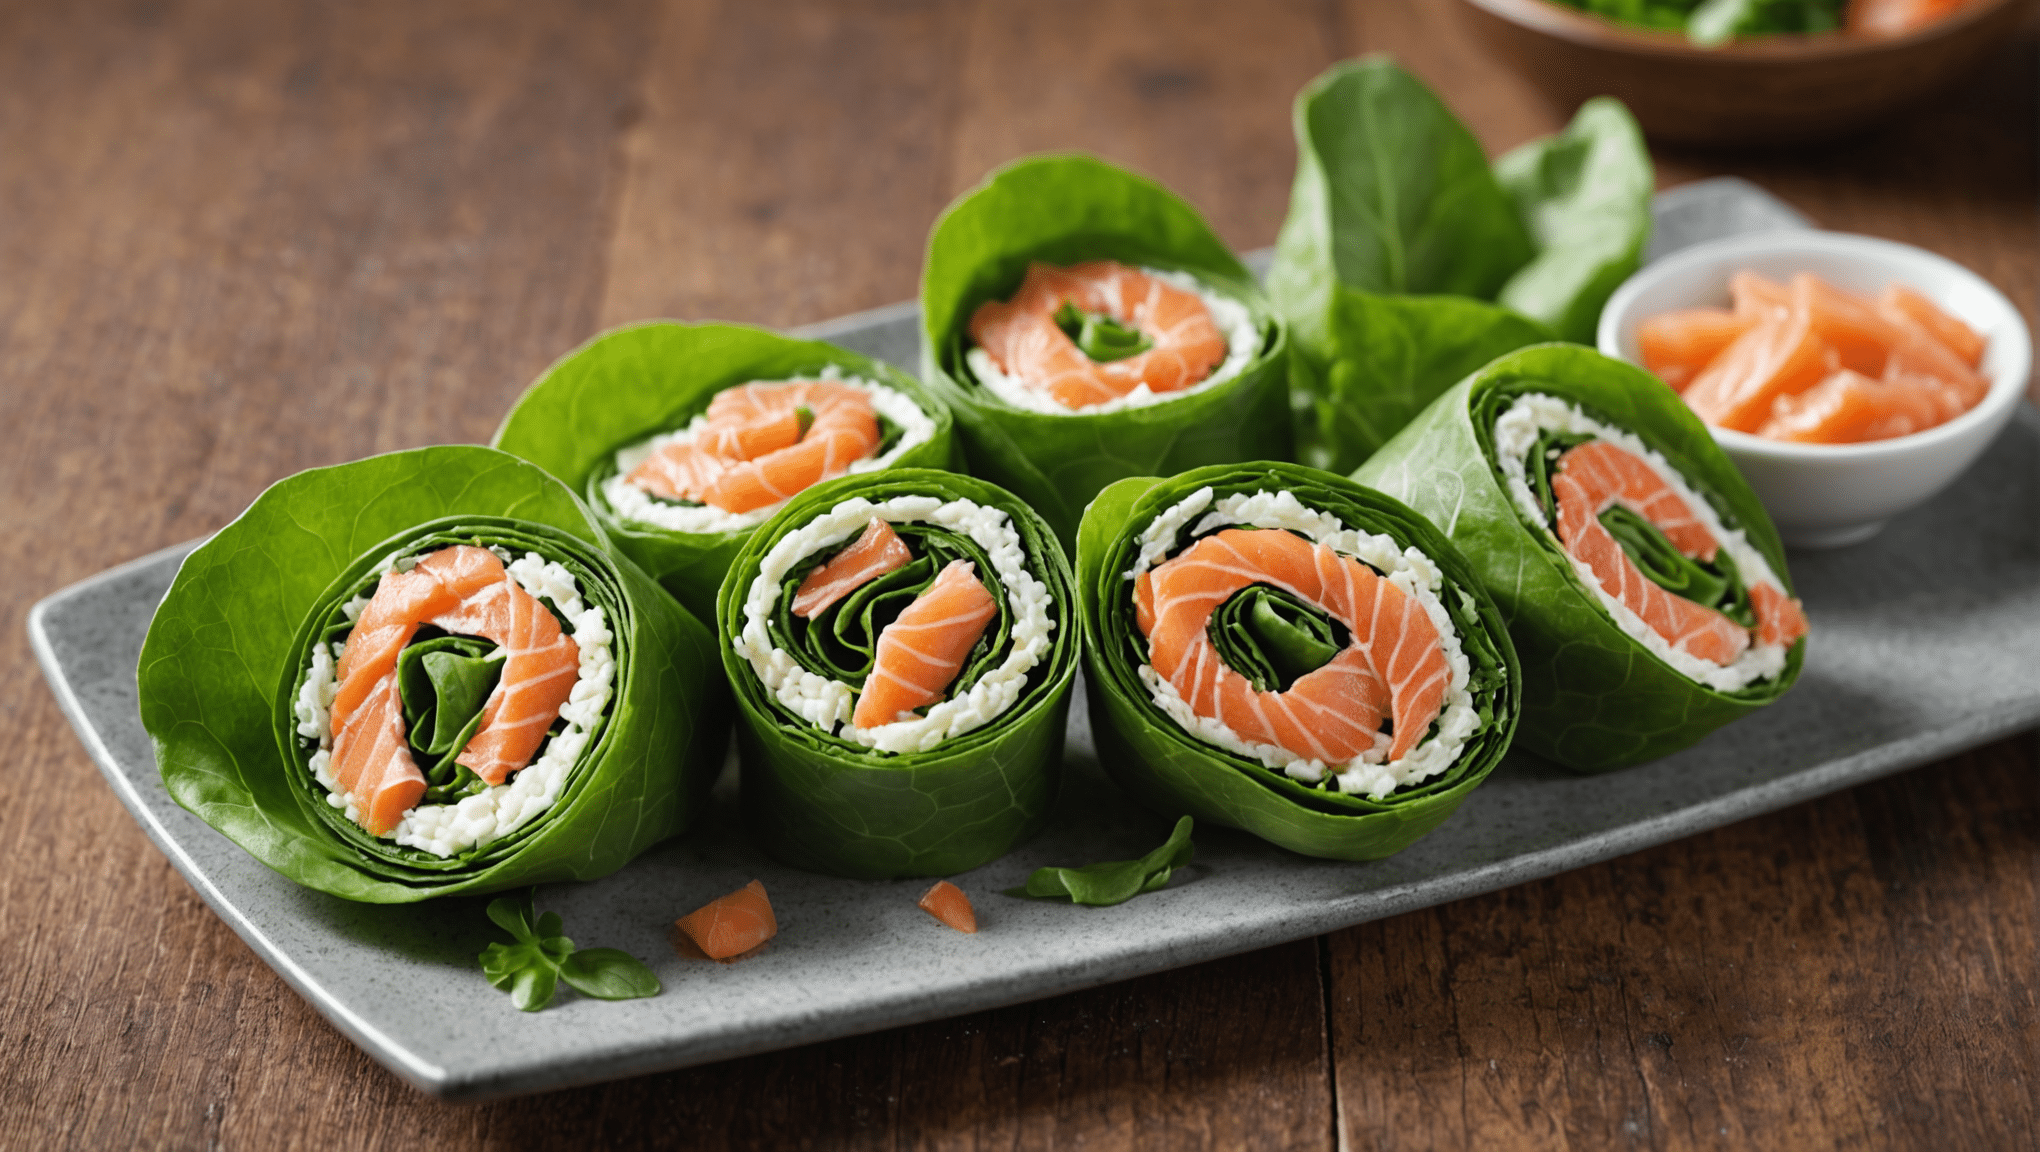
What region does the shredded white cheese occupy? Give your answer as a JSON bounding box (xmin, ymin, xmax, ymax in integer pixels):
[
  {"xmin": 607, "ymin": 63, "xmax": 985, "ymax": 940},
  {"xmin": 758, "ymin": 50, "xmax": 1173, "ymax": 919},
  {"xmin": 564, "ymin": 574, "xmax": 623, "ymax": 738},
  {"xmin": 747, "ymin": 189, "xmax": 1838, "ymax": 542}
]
[
  {"xmin": 1125, "ymin": 487, "xmax": 1479, "ymax": 800},
  {"xmin": 965, "ymin": 267, "xmax": 1260, "ymax": 415},
  {"xmin": 731, "ymin": 494, "xmax": 1055, "ymax": 754},
  {"xmin": 1491, "ymin": 393, "xmax": 1789, "ymax": 692},
  {"xmin": 599, "ymin": 365, "xmax": 939, "ymax": 535},
  {"xmin": 297, "ymin": 549, "xmax": 615, "ymax": 858}
]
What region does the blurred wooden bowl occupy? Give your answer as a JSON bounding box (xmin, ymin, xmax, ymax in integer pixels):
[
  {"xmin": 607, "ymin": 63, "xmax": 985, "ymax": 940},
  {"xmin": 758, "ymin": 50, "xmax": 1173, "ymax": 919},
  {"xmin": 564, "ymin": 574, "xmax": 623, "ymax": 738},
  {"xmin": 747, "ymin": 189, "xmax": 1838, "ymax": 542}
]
[{"xmin": 1455, "ymin": 0, "xmax": 2035, "ymax": 144}]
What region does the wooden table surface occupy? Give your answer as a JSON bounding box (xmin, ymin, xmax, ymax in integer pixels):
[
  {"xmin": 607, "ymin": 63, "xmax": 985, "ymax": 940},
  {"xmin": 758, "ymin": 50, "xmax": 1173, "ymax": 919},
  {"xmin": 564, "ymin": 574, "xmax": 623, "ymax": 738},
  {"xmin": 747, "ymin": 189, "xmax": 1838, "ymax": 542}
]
[{"xmin": 5, "ymin": 2, "xmax": 2037, "ymax": 1148}]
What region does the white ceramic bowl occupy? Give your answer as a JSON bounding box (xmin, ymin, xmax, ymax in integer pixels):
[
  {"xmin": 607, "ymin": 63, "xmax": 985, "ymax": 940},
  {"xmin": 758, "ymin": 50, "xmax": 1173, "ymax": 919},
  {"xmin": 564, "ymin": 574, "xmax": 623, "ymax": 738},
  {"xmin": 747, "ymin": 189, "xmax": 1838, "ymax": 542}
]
[{"xmin": 1598, "ymin": 230, "xmax": 2032, "ymax": 548}]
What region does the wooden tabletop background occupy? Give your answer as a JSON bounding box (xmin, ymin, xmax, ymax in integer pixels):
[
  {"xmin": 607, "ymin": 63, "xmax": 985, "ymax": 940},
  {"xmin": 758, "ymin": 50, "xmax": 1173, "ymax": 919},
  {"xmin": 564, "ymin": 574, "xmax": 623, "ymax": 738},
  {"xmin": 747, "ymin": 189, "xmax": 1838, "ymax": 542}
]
[{"xmin": 4, "ymin": 2, "xmax": 2037, "ymax": 1148}]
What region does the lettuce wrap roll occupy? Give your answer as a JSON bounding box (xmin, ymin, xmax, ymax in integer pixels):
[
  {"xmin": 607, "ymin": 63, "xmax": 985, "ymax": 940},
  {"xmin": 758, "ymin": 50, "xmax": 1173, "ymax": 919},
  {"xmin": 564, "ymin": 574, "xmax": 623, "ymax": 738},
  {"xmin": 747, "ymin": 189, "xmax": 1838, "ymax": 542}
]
[
  {"xmin": 139, "ymin": 446, "xmax": 730, "ymax": 903},
  {"xmin": 717, "ymin": 468, "xmax": 1079, "ymax": 878},
  {"xmin": 1354, "ymin": 344, "xmax": 1809, "ymax": 773},
  {"xmin": 1077, "ymin": 462, "xmax": 1519, "ymax": 860},
  {"xmin": 921, "ymin": 154, "xmax": 1290, "ymax": 552},
  {"xmin": 494, "ymin": 321, "xmax": 958, "ymax": 623},
  {"xmin": 1270, "ymin": 57, "xmax": 1652, "ymax": 472}
]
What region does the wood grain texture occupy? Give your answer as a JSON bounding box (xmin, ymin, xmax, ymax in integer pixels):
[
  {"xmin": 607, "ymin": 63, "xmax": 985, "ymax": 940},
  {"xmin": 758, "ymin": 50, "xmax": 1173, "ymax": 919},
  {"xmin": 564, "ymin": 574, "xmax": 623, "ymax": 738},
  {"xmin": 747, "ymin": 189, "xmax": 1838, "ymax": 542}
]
[
  {"xmin": 3, "ymin": 0, "xmax": 2038, "ymax": 1148},
  {"xmin": 1327, "ymin": 735, "xmax": 2040, "ymax": 1150},
  {"xmin": 597, "ymin": 0, "xmax": 976, "ymax": 328}
]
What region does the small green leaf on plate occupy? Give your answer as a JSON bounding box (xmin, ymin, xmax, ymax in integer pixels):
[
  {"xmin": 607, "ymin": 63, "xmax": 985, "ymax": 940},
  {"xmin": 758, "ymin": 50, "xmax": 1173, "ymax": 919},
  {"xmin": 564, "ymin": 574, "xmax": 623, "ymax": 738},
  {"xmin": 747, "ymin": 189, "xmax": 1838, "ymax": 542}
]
[{"xmin": 1018, "ymin": 816, "xmax": 1195, "ymax": 907}]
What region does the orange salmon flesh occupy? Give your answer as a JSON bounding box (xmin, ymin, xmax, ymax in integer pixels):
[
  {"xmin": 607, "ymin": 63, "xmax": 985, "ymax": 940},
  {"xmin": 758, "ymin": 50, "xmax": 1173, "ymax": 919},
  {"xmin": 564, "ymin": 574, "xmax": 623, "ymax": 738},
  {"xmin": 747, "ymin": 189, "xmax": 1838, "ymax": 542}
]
[
  {"xmin": 1551, "ymin": 440, "xmax": 1807, "ymax": 663},
  {"xmin": 1645, "ymin": 272, "xmax": 1987, "ymax": 444},
  {"xmin": 676, "ymin": 880, "xmax": 779, "ymax": 961},
  {"xmin": 626, "ymin": 381, "xmax": 882, "ymax": 514},
  {"xmin": 1132, "ymin": 528, "xmax": 1450, "ymax": 769},
  {"xmin": 969, "ymin": 260, "xmax": 1228, "ymax": 409},
  {"xmin": 326, "ymin": 545, "xmax": 579, "ymax": 837}
]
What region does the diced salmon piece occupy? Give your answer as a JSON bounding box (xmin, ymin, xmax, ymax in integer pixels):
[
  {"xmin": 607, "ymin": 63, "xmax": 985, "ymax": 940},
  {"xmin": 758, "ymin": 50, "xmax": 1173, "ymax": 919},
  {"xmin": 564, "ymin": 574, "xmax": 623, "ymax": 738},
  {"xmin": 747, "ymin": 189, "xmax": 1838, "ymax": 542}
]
[
  {"xmin": 676, "ymin": 880, "xmax": 779, "ymax": 962},
  {"xmin": 917, "ymin": 881, "xmax": 978, "ymax": 933},
  {"xmin": 1638, "ymin": 307, "xmax": 1751, "ymax": 392},
  {"xmin": 1881, "ymin": 284, "xmax": 1985, "ymax": 367}
]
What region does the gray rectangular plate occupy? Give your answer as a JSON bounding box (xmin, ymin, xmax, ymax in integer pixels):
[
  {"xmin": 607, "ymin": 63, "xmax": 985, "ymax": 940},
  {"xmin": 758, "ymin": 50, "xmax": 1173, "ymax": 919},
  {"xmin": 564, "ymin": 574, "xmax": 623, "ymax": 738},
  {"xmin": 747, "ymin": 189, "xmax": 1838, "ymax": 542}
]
[{"xmin": 31, "ymin": 181, "xmax": 2039, "ymax": 1101}]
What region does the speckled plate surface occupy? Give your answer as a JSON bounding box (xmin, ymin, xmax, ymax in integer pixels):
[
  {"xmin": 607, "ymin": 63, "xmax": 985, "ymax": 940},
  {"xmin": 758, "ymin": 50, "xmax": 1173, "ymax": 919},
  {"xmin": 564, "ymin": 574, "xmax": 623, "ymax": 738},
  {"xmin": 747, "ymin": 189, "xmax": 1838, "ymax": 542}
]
[{"xmin": 31, "ymin": 182, "xmax": 2040, "ymax": 1101}]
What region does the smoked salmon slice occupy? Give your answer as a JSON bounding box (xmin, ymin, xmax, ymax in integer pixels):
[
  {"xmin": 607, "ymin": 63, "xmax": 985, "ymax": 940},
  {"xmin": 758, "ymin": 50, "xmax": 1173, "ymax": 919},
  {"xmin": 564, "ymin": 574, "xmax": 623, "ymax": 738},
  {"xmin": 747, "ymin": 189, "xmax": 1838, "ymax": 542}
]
[
  {"xmin": 1882, "ymin": 284, "xmax": 1985, "ymax": 367},
  {"xmin": 1638, "ymin": 307, "xmax": 1751, "ymax": 393},
  {"xmin": 326, "ymin": 545, "xmax": 579, "ymax": 834},
  {"xmin": 851, "ymin": 559, "xmax": 998, "ymax": 729},
  {"xmin": 625, "ymin": 381, "xmax": 882, "ymax": 514},
  {"xmin": 1644, "ymin": 272, "xmax": 1990, "ymax": 444},
  {"xmin": 1682, "ymin": 291, "xmax": 1834, "ymax": 433},
  {"xmin": 792, "ymin": 518, "xmax": 913, "ymax": 619},
  {"xmin": 969, "ymin": 260, "xmax": 1227, "ymax": 409},
  {"xmin": 675, "ymin": 880, "xmax": 778, "ymax": 962},
  {"xmin": 917, "ymin": 880, "xmax": 977, "ymax": 933},
  {"xmin": 1133, "ymin": 528, "xmax": 1449, "ymax": 765},
  {"xmin": 1757, "ymin": 368, "xmax": 1947, "ymax": 443},
  {"xmin": 1550, "ymin": 441, "xmax": 1807, "ymax": 661}
]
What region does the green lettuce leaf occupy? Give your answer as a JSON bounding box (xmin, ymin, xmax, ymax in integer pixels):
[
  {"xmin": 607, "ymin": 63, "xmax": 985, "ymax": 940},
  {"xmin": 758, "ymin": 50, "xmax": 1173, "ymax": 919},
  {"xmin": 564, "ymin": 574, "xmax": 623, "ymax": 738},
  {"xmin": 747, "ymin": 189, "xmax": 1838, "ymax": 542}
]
[
  {"xmin": 920, "ymin": 154, "xmax": 1291, "ymax": 553},
  {"xmin": 493, "ymin": 321, "xmax": 959, "ymax": 623},
  {"xmin": 1494, "ymin": 96, "xmax": 1655, "ymax": 343},
  {"xmin": 1019, "ymin": 816, "xmax": 1195, "ymax": 906},
  {"xmin": 1353, "ymin": 344, "xmax": 1804, "ymax": 773},
  {"xmin": 138, "ymin": 445, "xmax": 731, "ymax": 903},
  {"xmin": 1269, "ymin": 58, "xmax": 1651, "ymax": 471},
  {"xmin": 717, "ymin": 468, "xmax": 1080, "ymax": 879},
  {"xmin": 1075, "ymin": 462, "xmax": 1521, "ymax": 860}
]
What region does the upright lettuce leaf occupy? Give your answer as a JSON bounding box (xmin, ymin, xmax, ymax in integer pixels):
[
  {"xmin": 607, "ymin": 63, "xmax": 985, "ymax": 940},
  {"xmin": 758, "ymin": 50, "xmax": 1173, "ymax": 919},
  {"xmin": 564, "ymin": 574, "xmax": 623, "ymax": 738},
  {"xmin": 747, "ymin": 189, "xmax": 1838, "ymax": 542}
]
[
  {"xmin": 1075, "ymin": 462, "xmax": 1520, "ymax": 861},
  {"xmin": 1354, "ymin": 344, "xmax": 1803, "ymax": 774},
  {"xmin": 138, "ymin": 446, "xmax": 730, "ymax": 903},
  {"xmin": 1494, "ymin": 97, "xmax": 1655, "ymax": 343},
  {"xmin": 921, "ymin": 154, "xmax": 1290, "ymax": 553},
  {"xmin": 493, "ymin": 321, "xmax": 958, "ymax": 623},
  {"xmin": 718, "ymin": 468, "xmax": 1080, "ymax": 879},
  {"xmin": 1270, "ymin": 58, "xmax": 1652, "ymax": 472}
]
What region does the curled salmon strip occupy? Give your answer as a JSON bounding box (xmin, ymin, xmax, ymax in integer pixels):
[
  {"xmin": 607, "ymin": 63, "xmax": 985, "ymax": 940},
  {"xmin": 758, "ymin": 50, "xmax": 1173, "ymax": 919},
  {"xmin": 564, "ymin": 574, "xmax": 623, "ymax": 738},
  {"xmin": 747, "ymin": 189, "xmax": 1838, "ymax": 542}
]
[
  {"xmin": 1552, "ymin": 440, "xmax": 1807, "ymax": 663},
  {"xmin": 852, "ymin": 559, "xmax": 998, "ymax": 730},
  {"xmin": 327, "ymin": 545, "xmax": 579, "ymax": 835},
  {"xmin": 968, "ymin": 260, "xmax": 1228, "ymax": 409},
  {"xmin": 625, "ymin": 381, "xmax": 881, "ymax": 514},
  {"xmin": 792, "ymin": 517, "xmax": 912, "ymax": 620},
  {"xmin": 1134, "ymin": 528, "xmax": 1450, "ymax": 766}
]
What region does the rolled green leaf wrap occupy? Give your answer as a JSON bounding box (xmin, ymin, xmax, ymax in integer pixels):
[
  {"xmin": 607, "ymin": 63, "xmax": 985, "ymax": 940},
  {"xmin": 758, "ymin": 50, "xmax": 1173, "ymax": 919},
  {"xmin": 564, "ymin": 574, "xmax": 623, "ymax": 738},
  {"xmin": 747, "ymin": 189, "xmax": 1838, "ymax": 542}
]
[
  {"xmin": 493, "ymin": 321, "xmax": 959, "ymax": 623},
  {"xmin": 717, "ymin": 468, "xmax": 1079, "ymax": 879},
  {"xmin": 921, "ymin": 154, "xmax": 1291, "ymax": 553},
  {"xmin": 139, "ymin": 446, "xmax": 730, "ymax": 903},
  {"xmin": 1354, "ymin": 344, "xmax": 1807, "ymax": 774},
  {"xmin": 1269, "ymin": 57, "xmax": 1652, "ymax": 472},
  {"xmin": 1076, "ymin": 461, "xmax": 1520, "ymax": 861}
]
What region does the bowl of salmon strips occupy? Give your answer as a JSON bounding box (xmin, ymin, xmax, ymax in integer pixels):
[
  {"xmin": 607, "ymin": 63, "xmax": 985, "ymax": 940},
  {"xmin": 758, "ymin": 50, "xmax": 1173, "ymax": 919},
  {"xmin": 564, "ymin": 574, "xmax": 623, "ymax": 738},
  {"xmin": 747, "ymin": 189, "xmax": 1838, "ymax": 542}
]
[{"xmin": 1599, "ymin": 229, "xmax": 2031, "ymax": 548}]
